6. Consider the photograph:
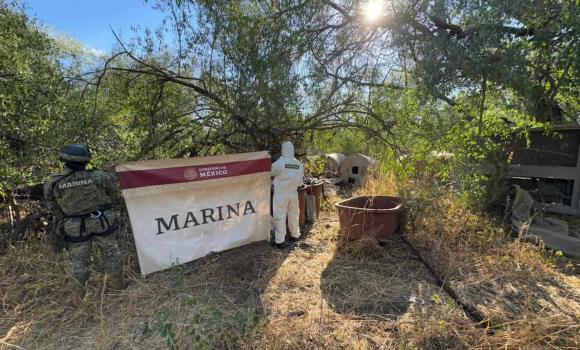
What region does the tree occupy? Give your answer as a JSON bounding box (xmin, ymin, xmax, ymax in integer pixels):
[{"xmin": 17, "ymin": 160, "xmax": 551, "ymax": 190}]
[
  {"xmin": 86, "ymin": 0, "xmax": 396, "ymax": 156},
  {"xmin": 307, "ymin": 0, "xmax": 579, "ymax": 122},
  {"xmin": 0, "ymin": 2, "xmax": 70, "ymax": 195},
  {"xmin": 0, "ymin": 2, "xmax": 196, "ymax": 196}
]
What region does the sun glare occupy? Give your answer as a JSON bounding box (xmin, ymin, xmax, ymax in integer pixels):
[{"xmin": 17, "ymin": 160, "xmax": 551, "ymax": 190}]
[{"xmin": 362, "ymin": 0, "xmax": 384, "ymax": 23}]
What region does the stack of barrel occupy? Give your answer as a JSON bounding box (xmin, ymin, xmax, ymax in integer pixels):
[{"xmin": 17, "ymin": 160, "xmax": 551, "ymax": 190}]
[
  {"xmin": 298, "ymin": 181, "xmax": 323, "ymax": 228},
  {"xmin": 270, "ymin": 181, "xmax": 324, "ymax": 229}
]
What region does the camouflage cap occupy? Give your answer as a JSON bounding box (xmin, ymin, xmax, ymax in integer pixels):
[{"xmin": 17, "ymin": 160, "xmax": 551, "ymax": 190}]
[{"xmin": 59, "ymin": 144, "xmax": 91, "ymax": 163}]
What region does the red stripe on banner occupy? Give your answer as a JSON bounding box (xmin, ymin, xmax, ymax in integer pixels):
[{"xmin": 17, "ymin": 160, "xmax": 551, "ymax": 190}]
[{"xmin": 117, "ymin": 158, "xmax": 271, "ymax": 189}]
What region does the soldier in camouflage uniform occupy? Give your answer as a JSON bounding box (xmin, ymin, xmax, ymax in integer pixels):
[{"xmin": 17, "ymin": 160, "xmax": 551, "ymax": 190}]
[{"xmin": 44, "ymin": 144, "xmax": 126, "ymax": 296}]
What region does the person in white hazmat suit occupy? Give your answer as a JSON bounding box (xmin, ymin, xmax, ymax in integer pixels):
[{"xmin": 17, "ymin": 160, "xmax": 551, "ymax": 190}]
[{"xmin": 271, "ymin": 141, "xmax": 304, "ymax": 249}]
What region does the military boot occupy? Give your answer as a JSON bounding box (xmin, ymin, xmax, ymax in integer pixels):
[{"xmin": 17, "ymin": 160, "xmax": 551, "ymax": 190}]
[
  {"xmin": 70, "ymin": 279, "xmax": 87, "ymax": 306},
  {"xmin": 107, "ymin": 273, "xmax": 128, "ymax": 291}
]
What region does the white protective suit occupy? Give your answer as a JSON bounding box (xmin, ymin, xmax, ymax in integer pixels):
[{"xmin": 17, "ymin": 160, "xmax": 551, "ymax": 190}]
[{"xmin": 271, "ymin": 142, "xmax": 304, "ymax": 244}]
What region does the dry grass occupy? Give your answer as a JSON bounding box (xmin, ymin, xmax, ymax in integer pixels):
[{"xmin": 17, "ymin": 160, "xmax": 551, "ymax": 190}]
[
  {"xmin": 353, "ymin": 171, "xmax": 400, "ymax": 198},
  {"xmin": 1, "ymin": 173, "xmax": 579, "ymax": 349},
  {"xmin": 0, "ymin": 211, "xmax": 477, "ymax": 349},
  {"xmin": 355, "ymin": 174, "xmax": 580, "ymax": 349}
]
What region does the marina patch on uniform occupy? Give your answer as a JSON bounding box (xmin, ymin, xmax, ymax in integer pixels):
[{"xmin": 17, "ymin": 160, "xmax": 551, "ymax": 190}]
[
  {"xmin": 285, "ymin": 164, "xmax": 299, "ymax": 169},
  {"xmin": 58, "ymin": 179, "xmax": 94, "ymax": 189}
]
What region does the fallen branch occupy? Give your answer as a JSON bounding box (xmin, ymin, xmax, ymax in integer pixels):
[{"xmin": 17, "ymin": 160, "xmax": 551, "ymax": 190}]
[{"xmin": 400, "ymin": 233, "xmax": 493, "ymax": 332}]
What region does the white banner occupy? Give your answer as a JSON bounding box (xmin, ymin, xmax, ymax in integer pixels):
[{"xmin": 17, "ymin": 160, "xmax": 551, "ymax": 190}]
[{"xmin": 116, "ymin": 152, "xmax": 271, "ymax": 275}]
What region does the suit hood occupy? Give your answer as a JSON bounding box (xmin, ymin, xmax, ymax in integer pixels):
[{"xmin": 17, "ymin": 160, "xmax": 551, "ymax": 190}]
[{"xmin": 281, "ymin": 141, "xmax": 294, "ymax": 158}]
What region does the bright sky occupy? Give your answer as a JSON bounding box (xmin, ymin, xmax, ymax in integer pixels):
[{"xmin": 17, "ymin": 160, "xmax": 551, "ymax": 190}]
[{"xmin": 24, "ymin": 0, "xmax": 163, "ymax": 54}]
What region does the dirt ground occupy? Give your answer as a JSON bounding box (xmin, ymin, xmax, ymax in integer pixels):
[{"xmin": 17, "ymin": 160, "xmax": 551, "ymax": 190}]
[
  {"xmin": 1, "ymin": 211, "xmax": 483, "ymax": 350},
  {"xmin": 1, "ymin": 204, "xmax": 579, "ymax": 349}
]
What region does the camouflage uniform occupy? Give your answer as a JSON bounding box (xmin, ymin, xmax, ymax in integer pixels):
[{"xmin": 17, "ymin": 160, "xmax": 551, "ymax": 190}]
[{"xmin": 44, "ymin": 167, "xmax": 125, "ymax": 291}]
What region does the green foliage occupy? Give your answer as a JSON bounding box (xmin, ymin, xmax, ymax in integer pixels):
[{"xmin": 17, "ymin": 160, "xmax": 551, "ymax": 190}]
[
  {"xmin": 341, "ymin": 81, "xmax": 544, "ymax": 208},
  {"xmin": 152, "ymin": 295, "xmax": 261, "ymax": 349},
  {"xmin": 154, "ymin": 310, "xmax": 177, "ymax": 349},
  {"xmin": 436, "ymin": 95, "xmax": 543, "ymax": 206},
  {"xmin": 304, "ymin": 156, "xmax": 325, "ymax": 177},
  {"xmin": 1, "ymin": 0, "xmax": 578, "ymax": 212},
  {"xmin": 388, "ymin": 0, "xmax": 579, "ymax": 122},
  {"xmin": 311, "ymin": 128, "xmax": 372, "ymax": 155},
  {"xmin": 0, "ymin": 3, "xmax": 68, "ymax": 194},
  {"xmin": 0, "ymin": 3, "xmax": 208, "ymax": 195}
]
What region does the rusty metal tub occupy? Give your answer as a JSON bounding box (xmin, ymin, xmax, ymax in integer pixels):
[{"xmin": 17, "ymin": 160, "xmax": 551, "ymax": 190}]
[
  {"xmin": 335, "ymin": 196, "xmax": 403, "ymax": 241},
  {"xmin": 305, "ymin": 182, "xmax": 324, "ymax": 218}
]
